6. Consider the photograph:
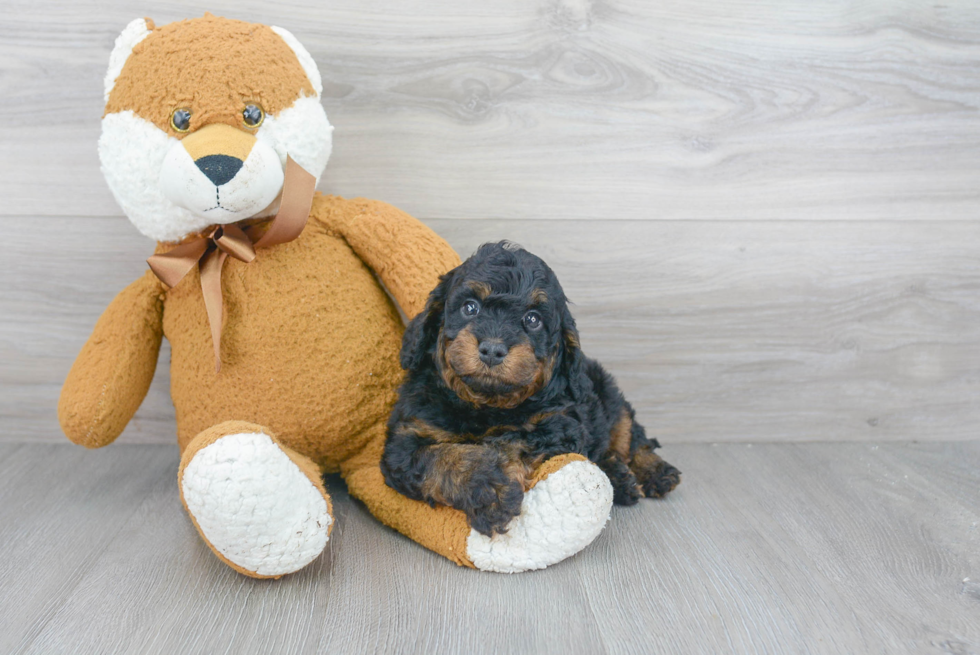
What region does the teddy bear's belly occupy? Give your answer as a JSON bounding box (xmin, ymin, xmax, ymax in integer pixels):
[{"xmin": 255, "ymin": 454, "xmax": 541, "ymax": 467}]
[{"xmin": 162, "ymin": 230, "xmax": 405, "ymax": 469}]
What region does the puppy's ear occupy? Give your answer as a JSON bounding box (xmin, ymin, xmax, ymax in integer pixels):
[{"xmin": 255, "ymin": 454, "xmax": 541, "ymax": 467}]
[
  {"xmin": 558, "ymin": 301, "xmax": 583, "ymax": 376},
  {"xmin": 400, "ymin": 270, "xmax": 455, "ymax": 370}
]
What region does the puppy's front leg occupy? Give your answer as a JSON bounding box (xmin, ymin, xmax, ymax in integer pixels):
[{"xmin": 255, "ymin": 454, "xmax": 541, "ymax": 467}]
[{"xmin": 381, "ymin": 423, "xmax": 527, "ymax": 536}]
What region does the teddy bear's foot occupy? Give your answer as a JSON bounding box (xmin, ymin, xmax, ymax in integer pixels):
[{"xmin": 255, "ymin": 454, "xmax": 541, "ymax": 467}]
[
  {"xmin": 178, "ymin": 421, "xmax": 333, "ymax": 578},
  {"xmin": 344, "ymin": 442, "xmax": 612, "ymax": 573},
  {"xmin": 465, "ymin": 453, "xmax": 614, "ymax": 573}
]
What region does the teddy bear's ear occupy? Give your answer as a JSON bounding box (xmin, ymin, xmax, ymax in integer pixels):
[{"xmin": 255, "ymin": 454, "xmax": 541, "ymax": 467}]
[
  {"xmin": 103, "ymin": 18, "xmax": 154, "ymax": 104},
  {"xmin": 270, "ymin": 26, "xmax": 323, "ymax": 97}
]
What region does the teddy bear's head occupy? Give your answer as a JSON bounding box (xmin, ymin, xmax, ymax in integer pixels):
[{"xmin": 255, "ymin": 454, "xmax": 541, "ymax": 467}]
[{"xmin": 100, "ymin": 15, "xmax": 333, "ymax": 243}]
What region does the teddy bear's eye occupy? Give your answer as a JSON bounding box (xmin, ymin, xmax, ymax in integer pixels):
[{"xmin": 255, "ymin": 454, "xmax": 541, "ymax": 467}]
[
  {"xmin": 242, "ymin": 104, "xmax": 265, "ymax": 128},
  {"xmin": 170, "ymin": 108, "xmax": 192, "ymax": 132}
]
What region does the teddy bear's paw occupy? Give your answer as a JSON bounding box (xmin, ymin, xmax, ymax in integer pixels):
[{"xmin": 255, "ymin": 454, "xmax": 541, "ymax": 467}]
[
  {"xmin": 180, "ymin": 431, "xmax": 332, "ymax": 577},
  {"xmin": 465, "ymin": 457, "xmax": 613, "ymax": 573}
]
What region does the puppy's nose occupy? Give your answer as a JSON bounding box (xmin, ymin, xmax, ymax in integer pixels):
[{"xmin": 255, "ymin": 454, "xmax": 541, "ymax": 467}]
[
  {"xmin": 478, "ymin": 340, "xmax": 509, "ymax": 367},
  {"xmin": 195, "ymin": 154, "xmax": 244, "ymax": 187}
]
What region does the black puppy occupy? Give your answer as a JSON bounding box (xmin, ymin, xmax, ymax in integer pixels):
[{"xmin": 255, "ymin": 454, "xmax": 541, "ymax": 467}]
[{"xmin": 381, "ymin": 242, "xmax": 680, "ymax": 536}]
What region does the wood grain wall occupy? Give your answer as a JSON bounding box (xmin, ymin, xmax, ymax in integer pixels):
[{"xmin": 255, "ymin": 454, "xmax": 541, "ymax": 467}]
[{"xmin": 1, "ymin": 0, "xmax": 978, "ymax": 444}]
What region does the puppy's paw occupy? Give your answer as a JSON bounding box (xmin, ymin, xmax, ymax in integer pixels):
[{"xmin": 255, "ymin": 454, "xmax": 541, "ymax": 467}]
[
  {"xmin": 640, "ymin": 460, "xmax": 681, "ymax": 498},
  {"xmin": 629, "ymin": 444, "xmax": 681, "ymax": 499},
  {"xmin": 597, "ymin": 454, "xmax": 642, "ymax": 506},
  {"xmin": 464, "ymin": 471, "xmax": 525, "ymax": 537}
]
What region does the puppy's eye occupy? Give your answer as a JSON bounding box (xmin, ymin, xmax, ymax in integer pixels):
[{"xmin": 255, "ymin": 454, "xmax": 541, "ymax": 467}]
[
  {"xmin": 523, "ymin": 311, "xmax": 543, "ymax": 331},
  {"xmin": 461, "ymin": 300, "xmax": 480, "ymax": 318},
  {"xmin": 242, "ymin": 104, "xmax": 265, "ymax": 128},
  {"xmin": 170, "ymin": 108, "xmax": 192, "ymax": 132}
]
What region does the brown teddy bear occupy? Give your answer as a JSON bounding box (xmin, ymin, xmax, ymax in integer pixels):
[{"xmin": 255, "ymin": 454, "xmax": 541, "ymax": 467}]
[{"xmin": 58, "ymin": 14, "xmax": 614, "ymax": 577}]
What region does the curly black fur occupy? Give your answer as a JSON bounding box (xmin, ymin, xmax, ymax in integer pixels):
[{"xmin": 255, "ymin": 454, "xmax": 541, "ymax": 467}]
[{"xmin": 381, "ymin": 242, "xmax": 680, "ymax": 536}]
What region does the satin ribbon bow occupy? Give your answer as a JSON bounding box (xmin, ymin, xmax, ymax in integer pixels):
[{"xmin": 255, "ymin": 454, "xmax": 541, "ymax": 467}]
[{"xmin": 147, "ymin": 156, "xmax": 317, "ymax": 371}]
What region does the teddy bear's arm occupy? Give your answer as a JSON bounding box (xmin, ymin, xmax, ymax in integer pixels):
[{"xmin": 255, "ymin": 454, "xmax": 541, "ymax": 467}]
[
  {"xmin": 58, "ymin": 271, "xmax": 165, "ymax": 448},
  {"xmin": 334, "ymin": 199, "xmax": 461, "ymax": 320}
]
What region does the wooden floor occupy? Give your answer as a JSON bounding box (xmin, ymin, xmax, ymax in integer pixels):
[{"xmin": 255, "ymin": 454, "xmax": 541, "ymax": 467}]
[{"xmin": 1, "ymin": 441, "xmax": 977, "ymax": 655}]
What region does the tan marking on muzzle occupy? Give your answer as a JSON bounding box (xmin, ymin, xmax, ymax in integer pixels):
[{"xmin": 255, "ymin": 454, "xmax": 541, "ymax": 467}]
[
  {"xmin": 439, "ymin": 326, "xmax": 554, "ymax": 409},
  {"xmin": 181, "ymin": 123, "xmax": 256, "ymax": 162}
]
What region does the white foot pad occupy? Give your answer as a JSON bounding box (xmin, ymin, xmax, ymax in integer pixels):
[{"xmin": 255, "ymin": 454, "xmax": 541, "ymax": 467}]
[
  {"xmin": 181, "ymin": 432, "xmax": 332, "ymax": 577},
  {"xmin": 466, "ymin": 460, "xmax": 613, "ymax": 573}
]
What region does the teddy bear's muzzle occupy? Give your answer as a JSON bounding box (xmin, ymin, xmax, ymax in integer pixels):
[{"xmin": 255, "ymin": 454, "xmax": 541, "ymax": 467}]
[{"xmin": 160, "ymin": 123, "xmax": 285, "ymax": 223}]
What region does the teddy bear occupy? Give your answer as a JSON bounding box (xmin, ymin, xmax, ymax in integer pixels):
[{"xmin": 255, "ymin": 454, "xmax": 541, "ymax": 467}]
[{"xmin": 58, "ymin": 14, "xmax": 614, "ymax": 577}]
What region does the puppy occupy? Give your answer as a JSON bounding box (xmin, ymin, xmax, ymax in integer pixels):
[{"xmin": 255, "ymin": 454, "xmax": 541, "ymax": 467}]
[{"xmin": 381, "ymin": 242, "xmax": 680, "ymax": 536}]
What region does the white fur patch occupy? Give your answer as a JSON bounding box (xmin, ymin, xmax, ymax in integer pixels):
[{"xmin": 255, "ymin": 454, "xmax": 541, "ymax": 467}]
[
  {"xmin": 100, "ymin": 111, "xmax": 205, "ymax": 242},
  {"xmin": 181, "ymin": 432, "xmax": 332, "ymax": 577},
  {"xmin": 256, "ymin": 96, "xmax": 333, "ymax": 185},
  {"xmin": 466, "ymin": 460, "xmax": 614, "ymax": 573},
  {"xmin": 271, "ymin": 26, "xmax": 323, "ymax": 97},
  {"xmin": 104, "ymin": 18, "xmax": 151, "ymax": 103},
  {"xmin": 101, "ymin": 102, "xmax": 332, "ymax": 243},
  {"xmin": 160, "ymin": 137, "xmax": 284, "ymax": 223}
]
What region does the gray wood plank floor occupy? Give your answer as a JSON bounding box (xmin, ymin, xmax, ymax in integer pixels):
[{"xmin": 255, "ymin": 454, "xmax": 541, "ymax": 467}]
[{"xmin": 1, "ymin": 441, "xmax": 977, "ymax": 655}]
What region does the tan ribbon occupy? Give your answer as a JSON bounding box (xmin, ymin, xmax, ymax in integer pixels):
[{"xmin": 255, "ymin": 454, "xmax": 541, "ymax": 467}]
[{"xmin": 147, "ymin": 156, "xmax": 317, "ymax": 371}]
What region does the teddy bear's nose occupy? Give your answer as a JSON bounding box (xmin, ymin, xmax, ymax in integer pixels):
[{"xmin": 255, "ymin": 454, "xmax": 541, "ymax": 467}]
[{"xmin": 195, "ymin": 154, "xmax": 244, "ymax": 187}]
